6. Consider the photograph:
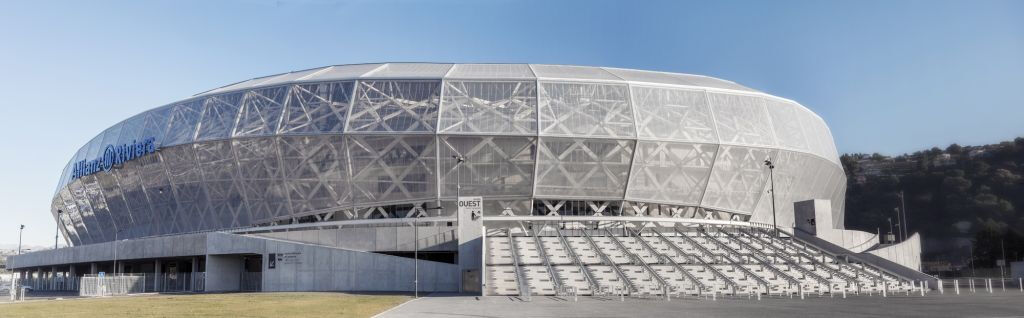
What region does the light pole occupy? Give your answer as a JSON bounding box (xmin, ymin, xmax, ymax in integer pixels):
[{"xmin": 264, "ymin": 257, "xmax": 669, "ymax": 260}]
[
  {"xmin": 892, "ymin": 208, "xmax": 902, "ymax": 243},
  {"xmin": 112, "ymin": 221, "xmax": 121, "ymax": 276},
  {"xmin": 887, "ymin": 217, "xmax": 894, "ymax": 244},
  {"xmin": 17, "ymin": 225, "xmax": 25, "ymax": 255},
  {"xmin": 453, "ymin": 155, "xmax": 465, "ymax": 199},
  {"xmin": 898, "ymin": 190, "xmax": 909, "ymax": 241},
  {"xmin": 764, "ymin": 159, "xmax": 778, "ymax": 240},
  {"xmin": 55, "ymin": 210, "xmax": 63, "ymax": 250}
]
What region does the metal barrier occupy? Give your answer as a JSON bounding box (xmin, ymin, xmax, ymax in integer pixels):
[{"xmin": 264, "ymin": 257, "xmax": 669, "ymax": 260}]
[{"xmin": 80, "ymin": 275, "xmax": 146, "ymax": 297}]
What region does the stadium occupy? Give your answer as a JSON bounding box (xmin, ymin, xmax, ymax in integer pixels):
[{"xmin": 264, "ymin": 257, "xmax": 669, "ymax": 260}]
[{"xmin": 7, "ymin": 63, "xmax": 928, "ymax": 297}]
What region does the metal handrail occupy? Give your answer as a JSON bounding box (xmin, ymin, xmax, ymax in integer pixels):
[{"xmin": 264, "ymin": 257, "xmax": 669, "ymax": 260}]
[
  {"xmin": 716, "ymin": 228, "xmax": 802, "ymax": 287},
  {"xmin": 696, "ymin": 227, "xmax": 773, "ymax": 290},
  {"xmin": 736, "ymin": 228, "xmax": 832, "ymax": 286},
  {"xmin": 532, "ymin": 229, "xmax": 563, "ymax": 293},
  {"xmin": 745, "ymin": 227, "xmax": 885, "ymax": 283},
  {"xmin": 507, "ymin": 231, "xmax": 530, "ymax": 298},
  {"xmin": 628, "ymin": 227, "xmax": 707, "ymax": 292},
  {"xmin": 580, "ymin": 229, "xmax": 637, "ymax": 294},
  {"xmin": 605, "ymin": 228, "xmax": 669, "ymax": 291},
  {"xmin": 671, "ymin": 227, "xmax": 742, "ymax": 292},
  {"xmin": 554, "ymin": 229, "xmax": 600, "ymax": 293}
]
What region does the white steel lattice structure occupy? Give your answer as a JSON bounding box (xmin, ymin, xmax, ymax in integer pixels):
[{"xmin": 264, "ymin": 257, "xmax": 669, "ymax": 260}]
[{"xmin": 51, "ymin": 63, "xmax": 845, "ymax": 246}]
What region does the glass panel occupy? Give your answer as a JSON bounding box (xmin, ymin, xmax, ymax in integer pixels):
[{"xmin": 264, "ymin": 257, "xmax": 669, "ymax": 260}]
[
  {"xmin": 631, "ymin": 86, "xmax": 717, "ymax": 143},
  {"xmin": 82, "ymin": 174, "xmax": 119, "ymax": 241},
  {"xmin": 701, "ymin": 145, "xmax": 776, "ymax": 213},
  {"xmin": 708, "ymin": 93, "xmax": 776, "ymax": 147},
  {"xmin": 534, "ymin": 137, "xmax": 634, "ymax": 199},
  {"xmin": 530, "ymin": 65, "xmax": 620, "ymax": 81},
  {"xmin": 68, "ymin": 180, "xmax": 106, "ymax": 243},
  {"xmin": 162, "ymin": 100, "xmax": 203, "ymax": 147},
  {"xmin": 438, "ymin": 136, "xmax": 536, "ymax": 198},
  {"xmin": 626, "ymin": 141, "xmax": 717, "ymax": 205},
  {"xmin": 233, "ymin": 86, "xmax": 289, "ymax": 137},
  {"xmin": 278, "ymin": 81, "xmax": 355, "ymax": 134},
  {"xmin": 363, "ymin": 63, "xmax": 453, "ymax": 78},
  {"xmin": 347, "ymin": 81, "xmax": 442, "ymax": 133},
  {"xmin": 438, "ymin": 81, "xmax": 537, "ymax": 135},
  {"xmin": 347, "ymin": 135, "xmax": 436, "ymax": 205},
  {"xmin": 538, "ymin": 82, "xmax": 635, "ymax": 138},
  {"xmin": 59, "ymin": 188, "xmax": 92, "ymax": 245},
  {"xmin": 279, "ymin": 135, "xmax": 350, "ymax": 214},
  {"xmin": 196, "ymin": 92, "xmax": 244, "ymax": 141}
]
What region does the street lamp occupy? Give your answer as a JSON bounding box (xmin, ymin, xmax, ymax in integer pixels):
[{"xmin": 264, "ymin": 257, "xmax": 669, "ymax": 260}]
[
  {"xmin": 55, "ymin": 210, "xmax": 63, "ymax": 250},
  {"xmin": 452, "ymin": 155, "xmax": 466, "ymax": 199},
  {"xmin": 764, "ymin": 158, "xmax": 778, "ymax": 240},
  {"xmin": 17, "ymin": 224, "xmax": 25, "ymax": 255},
  {"xmin": 898, "ymin": 190, "xmax": 909, "ymax": 241}
]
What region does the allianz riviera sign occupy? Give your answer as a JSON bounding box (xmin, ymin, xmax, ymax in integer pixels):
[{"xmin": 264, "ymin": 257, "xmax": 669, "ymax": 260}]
[{"xmin": 71, "ymin": 137, "xmax": 159, "ymax": 179}]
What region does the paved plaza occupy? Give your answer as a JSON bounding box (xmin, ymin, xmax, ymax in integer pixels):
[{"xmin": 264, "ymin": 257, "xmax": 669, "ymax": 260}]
[{"xmin": 380, "ymin": 291, "xmax": 1024, "ymax": 318}]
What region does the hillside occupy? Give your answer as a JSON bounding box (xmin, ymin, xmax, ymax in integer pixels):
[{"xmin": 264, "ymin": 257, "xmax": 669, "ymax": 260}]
[{"xmin": 841, "ymin": 137, "xmax": 1024, "ymax": 271}]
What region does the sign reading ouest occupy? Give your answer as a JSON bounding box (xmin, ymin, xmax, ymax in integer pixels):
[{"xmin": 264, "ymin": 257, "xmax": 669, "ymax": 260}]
[
  {"xmin": 457, "ymin": 196, "xmax": 483, "ymax": 220},
  {"xmin": 72, "ymin": 137, "xmax": 159, "ymax": 179}
]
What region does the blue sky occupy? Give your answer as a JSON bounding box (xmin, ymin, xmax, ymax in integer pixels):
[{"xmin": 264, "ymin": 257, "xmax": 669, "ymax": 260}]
[{"xmin": 1, "ymin": 0, "xmax": 1021, "ymax": 246}]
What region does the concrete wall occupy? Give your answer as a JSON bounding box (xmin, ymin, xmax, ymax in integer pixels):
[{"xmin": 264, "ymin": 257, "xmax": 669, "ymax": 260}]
[
  {"xmin": 252, "ymin": 224, "xmax": 456, "ymax": 252},
  {"xmin": 6, "ymin": 233, "xmax": 208, "ymax": 269},
  {"xmin": 794, "ymin": 199, "xmax": 879, "ymax": 253},
  {"xmin": 256, "ymin": 235, "xmax": 459, "ymax": 292},
  {"xmin": 205, "ymin": 255, "xmax": 244, "ymax": 292},
  {"xmin": 866, "ymin": 233, "xmax": 922, "ymax": 271}
]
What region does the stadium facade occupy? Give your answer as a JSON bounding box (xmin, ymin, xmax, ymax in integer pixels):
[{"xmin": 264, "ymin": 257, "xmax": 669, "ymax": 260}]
[{"xmin": 8, "ymin": 63, "xmax": 927, "ymax": 297}]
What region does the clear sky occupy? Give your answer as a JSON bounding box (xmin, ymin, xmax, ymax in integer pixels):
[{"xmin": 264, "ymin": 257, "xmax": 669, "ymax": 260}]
[{"xmin": 1, "ymin": 0, "xmax": 1021, "ymax": 247}]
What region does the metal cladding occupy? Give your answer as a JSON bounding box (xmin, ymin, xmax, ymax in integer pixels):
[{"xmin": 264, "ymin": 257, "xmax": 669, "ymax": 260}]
[{"xmin": 51, "ymin": 63, "xmax": 845, "ymax": 246}]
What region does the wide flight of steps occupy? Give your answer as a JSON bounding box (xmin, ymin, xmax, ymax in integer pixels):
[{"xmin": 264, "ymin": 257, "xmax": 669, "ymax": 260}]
[{"xmin": 484, "ymin": 225, "xmax": 917, "ymax": 297}]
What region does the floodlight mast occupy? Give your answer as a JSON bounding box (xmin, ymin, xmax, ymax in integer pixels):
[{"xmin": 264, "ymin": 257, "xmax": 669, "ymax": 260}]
[{"xmin": 764, "ymin": 159, "xmax": 778, "ymax": 240}]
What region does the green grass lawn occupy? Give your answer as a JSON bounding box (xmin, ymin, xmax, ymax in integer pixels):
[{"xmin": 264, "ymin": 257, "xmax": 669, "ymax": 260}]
[{"xmin": 0, "ymin": 292, "xmax": 412, "ymax": 318}]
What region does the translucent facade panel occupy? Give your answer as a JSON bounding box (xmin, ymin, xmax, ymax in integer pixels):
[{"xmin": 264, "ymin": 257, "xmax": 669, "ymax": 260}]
[
  {"xmin": 68, "ymin": 180, "xmax": 106, "ymax": 243},
  {"xmin": 162, "ymin": 144, "xmax": 202, "ymax": 184},
  {"xmin": 438, "ymin": 81, "xmax": 537, "ymax": 135},
  {"xmin": 765, "ymin": 99, "xmax": 810, "ymax": 152},
  {"xmin": 82, "ymin": 174, "xmax": 122, "ymax": 240},
  {"xmin": 538, "ymin": 83, "xmax": 635, "ymax": 138},
  {"xmin": 708, "ymin": 93, "xmax": 776, "ymax": 147},
  {"xmin": 279, "ymin": 135, "xmax": 350, "ymax": 214},
  {"xmin": 195, "ymin": 140, "xmax": 248, "ymax": 230},
  {"xmin": 117, "ymin": 113, "xmax": 147, "ymax": 147},
  {"xmin": 626, "ymin": 141, "xmax": 717, "ymax": 205},
  {"xmin": 99, "ymin": 122, "xmax": 124, "ymax": 151},
  {"xmin": 631, "ymin": 86, "xmax": 718, "ymax": 143},
  {"xmin": 438, "ymin": 136, "xmax": 536, "ymax": 198},
  {"xmin": 52, "ymin": 197, "xmax": 81, "ymax": 246},
  {"xmin": 195, "ymin": 92, "xmax": 244, "ymax": 141},
  {"xmin": 138, "ymin": 106, "xmax": 171, "ymax": 147},
  {"xmin": 347, "ymin": 135, "xmax": 436, "ymax": 205},
  {"xmin": 171, "ymin": 181, "xmax": 209, "ymax": 231},
  {"xmin": 113, "ymin": 159, "xmax": 153, "ymax": 238},
  {"xmin": 304, "ymin": 64, "xmax": 383, "ymax": 81},
  {"xmin": 233, "ymin": 86, "xmax": 289, "ymax": 137},
  {"xmin": 530, "ymin": 65, "xmax": 621, "ymax": 81},
  {"xmin": 58, "ymin": 188, "xmax": 91, "ymax": 245},
  {"xmin": 362, "ymin": 63, "xmax": 453, "ymax": 78},
  {"xmin": 83, "ymin": 134, "xmax": 104, "ymax": 165},
  {"xmin": 446, "ymin": 64, "xmax": 535, "ymax": 79},
  {"xmin": 701, "ymin": 145, "xmax": 777, "ymax": 213},
  {"xmin": 665, "ymin": 74, "xmax": 755, "ymax": 92},
  {"xmin": 162, "ymin": 100, "xmax": 203, "ymax": 147},
  {"xmin": 534, "ymin": 138, "xmax": 634, "ymax": 199},
  {"xmin": 234, "ymin": 137, "xmax": 290, "ymax": 221},
  {"xmin": 278, "ymin": 81, "xmax": 354, "ymax": 134},
  {"xmin": 137, "ymin": 154, "xmax": 177, "ymax": 235},
  {"xmin": 795, "ymin": 106, "xmax": 840, "ymax": 163},
  {"xmin": 347, "ymin": 81, "xmax": 441, "ymax": 133}
]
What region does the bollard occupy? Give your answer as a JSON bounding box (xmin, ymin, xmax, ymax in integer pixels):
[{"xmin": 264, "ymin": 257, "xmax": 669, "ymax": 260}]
[
  {"xmin": 713, "ymin": 291, "xmax": 717, "ymax": 301},
  {"xmin": 842, "ymin": 287, "xmax": 847, "ymax": 299},
  {"xmin": 1001, "ymin": 278, "xmax": 1005, "ymax": 292},
  {"xmin": 883, "ymin": 283, "xmax": 887, "ymax": 298},
  {"xmin": 955, "ymin": 280, "xmax": 960, "ymax": 295},
  {"xmin": 988, "ymin": 279, "xmax": 993, "ymax": 294},
  {"xmin": 757, "ymin": 291, "xmax": 761, "ymax": 301},
  {"xmin": 1020, "ymin": 278, "xmax": 1023, "ymax": 293},
  {"xmin": 920, "ymin": 284, "xmax": 925, "ymax": 296},
  {"xmin": 938, "ymin": 280, "xmax": 943, "ymax": 294}
]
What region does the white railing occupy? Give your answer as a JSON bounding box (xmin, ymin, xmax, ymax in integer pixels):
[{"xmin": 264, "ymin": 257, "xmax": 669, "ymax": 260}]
[{"xmin": 80, "ymin": 275, "xmax": 146, "ymax": 297}]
